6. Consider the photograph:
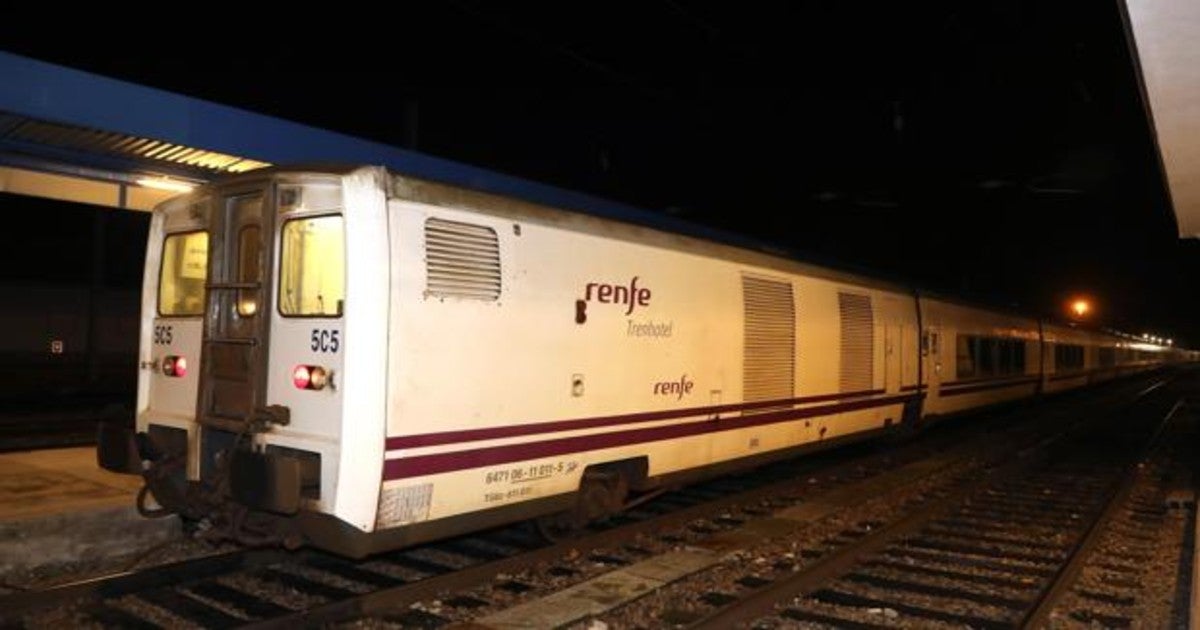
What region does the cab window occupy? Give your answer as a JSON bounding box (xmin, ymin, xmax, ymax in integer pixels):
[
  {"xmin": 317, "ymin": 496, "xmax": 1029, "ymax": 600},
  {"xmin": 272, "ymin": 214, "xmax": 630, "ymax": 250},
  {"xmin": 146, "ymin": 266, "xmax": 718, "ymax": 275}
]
[
  {"xmin": 279, "ymin": 215, "xmax": 345, "ymax": 317},
  {"xmin": 158, "ymin": 231, "xmax": 208, "ymax": 316}
]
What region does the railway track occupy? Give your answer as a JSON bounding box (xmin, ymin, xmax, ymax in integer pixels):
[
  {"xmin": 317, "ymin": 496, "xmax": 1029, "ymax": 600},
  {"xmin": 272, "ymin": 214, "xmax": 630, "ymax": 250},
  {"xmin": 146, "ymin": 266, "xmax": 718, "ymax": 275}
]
[
  {"xmin": 0, "ymin": 376, "xmax": 1183, "ymax": 628},
  {"xmin": 679, "ymin": 378, "xmax": 1194, "ymax": 629},
  {"xmin": 1, "ymin": 434, "xmax": 918, "ymax": 629}
]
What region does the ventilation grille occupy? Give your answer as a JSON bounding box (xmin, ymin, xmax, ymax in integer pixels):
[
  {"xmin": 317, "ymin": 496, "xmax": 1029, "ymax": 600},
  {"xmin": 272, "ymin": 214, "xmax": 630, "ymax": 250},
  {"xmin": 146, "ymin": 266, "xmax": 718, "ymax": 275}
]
[
  {"xmin": 743, "ymin": 275, "xmax": 795, "ymax": 407},
  {"xmin": 839, "ymin": 292, "xmax": 874, "ymax": 392},
  {"xmin": 424, "ymin": 218, "xmax": 501, "ymax": 300}
]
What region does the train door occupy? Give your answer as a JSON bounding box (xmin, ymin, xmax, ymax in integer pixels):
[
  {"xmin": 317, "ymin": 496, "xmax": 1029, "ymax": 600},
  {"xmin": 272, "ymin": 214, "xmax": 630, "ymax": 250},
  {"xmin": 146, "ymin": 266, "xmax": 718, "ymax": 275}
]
[
  {"xmin": 923, "ymin": 325, "xmax": 942, "ymax": 393},
  {"xmin": 196, "ymin": 189, "xmax": 272, "ymax": 480},
  {"xmin": 901, "ymin": 323, "xmax": 918, "ymax": 386},
  {"xmin": 884, "ymin": 322, "xmax": 901, "ymax": 393}
]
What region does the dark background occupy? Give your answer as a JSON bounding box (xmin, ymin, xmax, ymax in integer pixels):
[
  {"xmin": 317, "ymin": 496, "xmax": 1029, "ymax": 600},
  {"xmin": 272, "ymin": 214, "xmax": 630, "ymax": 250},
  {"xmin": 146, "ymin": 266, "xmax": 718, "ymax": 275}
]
[{"xmin": 2, "ymin": 2, "xmax": 1197, "ymax": 343}]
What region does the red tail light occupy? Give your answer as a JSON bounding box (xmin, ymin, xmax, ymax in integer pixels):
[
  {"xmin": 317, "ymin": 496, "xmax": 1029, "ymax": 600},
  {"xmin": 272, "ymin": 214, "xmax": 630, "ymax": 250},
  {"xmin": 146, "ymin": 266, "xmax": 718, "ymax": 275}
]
[
  {"xmin": 162, "ymin": 355, "xmax": 187, "ymax": 378},
  {"xmin": 293, "ymin": 365, "xmax": 329, "ymax": 390}
]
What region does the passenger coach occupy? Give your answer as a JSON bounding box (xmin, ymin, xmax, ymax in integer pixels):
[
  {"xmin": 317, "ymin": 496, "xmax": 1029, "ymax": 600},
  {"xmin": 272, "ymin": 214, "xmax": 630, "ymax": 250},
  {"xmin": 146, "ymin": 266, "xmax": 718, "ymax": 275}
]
[{"xmin": 99, "ymin": 165, "xmax": 1180, "ymax": 556}]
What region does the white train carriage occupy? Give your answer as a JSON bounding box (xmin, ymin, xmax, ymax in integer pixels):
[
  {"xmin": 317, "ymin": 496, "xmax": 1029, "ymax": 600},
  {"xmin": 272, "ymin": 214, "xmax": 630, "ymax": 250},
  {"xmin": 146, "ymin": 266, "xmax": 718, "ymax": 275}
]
[
  {"xmin": 1116, "ymin": 337, "xmax": 1171, "ymax": 376},
  {"xmin": 100, "ymin": 166, "xmax": 933, "ymax": 555},
  {"xmin": 1040, "ymin": 322, "xmax": 1098, "ymax": 394},
  {"xmin": 98, "ymin": 164, "xmax": 1184, "ymax": 555},
  {"xmin": 918, "ymin": 298, "xmax": 1041, "ymax": 419},
  {"xmin": 378, "ymin": 174, "xmax": 925, "ymax": 552}
]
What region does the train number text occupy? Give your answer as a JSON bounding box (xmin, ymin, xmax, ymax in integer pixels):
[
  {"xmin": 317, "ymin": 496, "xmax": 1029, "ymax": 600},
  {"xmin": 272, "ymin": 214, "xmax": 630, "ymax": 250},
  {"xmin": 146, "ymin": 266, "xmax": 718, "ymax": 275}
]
[{"xmin": 310, "ymin": 329, "xmax": 340, "ymax": 353}]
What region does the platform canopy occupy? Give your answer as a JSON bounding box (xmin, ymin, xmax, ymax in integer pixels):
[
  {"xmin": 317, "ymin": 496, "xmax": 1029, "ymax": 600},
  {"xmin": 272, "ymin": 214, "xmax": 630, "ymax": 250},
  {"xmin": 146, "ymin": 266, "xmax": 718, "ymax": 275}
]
[
  {"xmin": 1122, "ymin": 0, "xmax": 1200, "ymax": 239},
  {"xmin": 0, "ymin": 51, "xmax": 741, "ymax": 248},
  {"xmin": 0, "ymin": 50, "xmax": 563, "ymax": 211},
  {"xmin": 0, "ymin": 52, "xmax": 271, "ymax": 211}
]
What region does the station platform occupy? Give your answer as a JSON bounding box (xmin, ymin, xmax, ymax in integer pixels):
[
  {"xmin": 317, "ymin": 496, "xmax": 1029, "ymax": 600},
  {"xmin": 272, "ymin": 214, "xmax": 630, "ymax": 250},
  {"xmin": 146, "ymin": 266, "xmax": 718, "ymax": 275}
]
[{"xmin": 0, "ymin": 447, "xmax": 180, "ymax": 581}]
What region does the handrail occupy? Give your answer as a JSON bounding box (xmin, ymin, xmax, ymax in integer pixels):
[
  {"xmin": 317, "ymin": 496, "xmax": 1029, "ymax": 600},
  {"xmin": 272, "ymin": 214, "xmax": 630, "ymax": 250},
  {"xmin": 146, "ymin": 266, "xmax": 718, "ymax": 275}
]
[
  {"xmin": 205, "ymin": 282, "xmax": 261, "ymax": 290},
  {"xmin": 203, "ymin": 336, "xmax": 258, "ymax": 346}
]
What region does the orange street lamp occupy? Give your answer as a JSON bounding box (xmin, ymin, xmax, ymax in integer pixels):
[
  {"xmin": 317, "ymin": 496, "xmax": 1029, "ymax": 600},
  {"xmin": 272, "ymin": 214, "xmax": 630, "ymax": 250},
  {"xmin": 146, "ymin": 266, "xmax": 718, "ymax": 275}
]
[{"xmin": 1070, "ymin": 298, "xmax": 1091, "ymax": 319}]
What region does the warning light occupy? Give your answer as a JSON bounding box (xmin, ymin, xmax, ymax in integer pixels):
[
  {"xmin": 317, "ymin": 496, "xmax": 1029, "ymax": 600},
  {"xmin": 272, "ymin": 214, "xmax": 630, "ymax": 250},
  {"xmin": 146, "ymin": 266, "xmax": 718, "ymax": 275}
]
[
  {"xmin": 293, "ymin": 365, "xmax": 310, "ymax": 389},
  {"xmin": 161, "ymin": 355, "xmax": 187, "ymax": 377},
  {"xmin": 293, "ymin": 365, "xmax": 329, "ymax": 390}
]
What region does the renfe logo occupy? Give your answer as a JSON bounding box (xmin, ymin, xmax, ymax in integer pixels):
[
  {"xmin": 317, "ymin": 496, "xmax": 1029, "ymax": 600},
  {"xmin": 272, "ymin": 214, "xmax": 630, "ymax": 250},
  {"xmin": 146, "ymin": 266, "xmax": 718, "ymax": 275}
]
[
  {"xmin": 575, "ymin": 276, "xmax": 651, "ymax": 323},
  {"xmin": 654, "ymin": 374, "xmax": 694, "ymax": 400}
]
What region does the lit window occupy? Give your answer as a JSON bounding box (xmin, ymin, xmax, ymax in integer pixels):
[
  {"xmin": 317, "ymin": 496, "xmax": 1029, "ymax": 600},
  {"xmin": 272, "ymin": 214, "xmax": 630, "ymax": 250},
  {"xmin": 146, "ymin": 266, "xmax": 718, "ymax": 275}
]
[
  {"xmin": 158, "ymin": 231, "xmax": 208, "ymax": 316},
  {"xmin": 237, "ymin": 225, "xmax": 261, "ymax": 316},
  {"xmin": 279, "ymin": 215, "xmax": 345, "ymax": 317}
]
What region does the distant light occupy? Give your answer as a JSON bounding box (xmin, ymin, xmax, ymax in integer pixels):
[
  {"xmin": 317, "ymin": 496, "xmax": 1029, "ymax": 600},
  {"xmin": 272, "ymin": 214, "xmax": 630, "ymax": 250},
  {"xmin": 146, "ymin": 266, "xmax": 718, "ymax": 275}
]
[
  {"xmin": 1070, "ymin": 299, "xmax": 1091, "ymax": 319},
  {"xmin": 136, "ymin": 177, "xmax": 195, "ymax": 193}
]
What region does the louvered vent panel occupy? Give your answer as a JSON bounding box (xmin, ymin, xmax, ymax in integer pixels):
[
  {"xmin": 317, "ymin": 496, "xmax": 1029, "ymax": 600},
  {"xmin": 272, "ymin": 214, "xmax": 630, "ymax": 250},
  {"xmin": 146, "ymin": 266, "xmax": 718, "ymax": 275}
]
[
  {"xmin": 743, "ymin": 276, "xmax": 795, "ymax": 407},
  {"xmin": 839, "ymin": 292, "xmax": 874, "ymax": 392},
  {"xmin": 425, "ymin": 218, "xmax": 501, "ymax": 300}
]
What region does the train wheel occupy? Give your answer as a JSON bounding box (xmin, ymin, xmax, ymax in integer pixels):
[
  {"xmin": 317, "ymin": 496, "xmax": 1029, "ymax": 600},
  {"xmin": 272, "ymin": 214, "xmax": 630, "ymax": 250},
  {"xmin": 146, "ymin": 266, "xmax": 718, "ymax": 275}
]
[
  {"xmin": 578, "ymin": 468, "xmax": 630, "ymax": 521},
  {"xmin": 533, "ymin": 468, "xmax": 630, "ymax": 542}
]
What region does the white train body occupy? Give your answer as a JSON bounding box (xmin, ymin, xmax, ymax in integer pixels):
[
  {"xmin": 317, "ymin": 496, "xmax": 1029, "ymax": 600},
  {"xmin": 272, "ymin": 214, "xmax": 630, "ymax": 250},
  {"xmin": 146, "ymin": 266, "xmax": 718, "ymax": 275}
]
[
  {"xmin": 920, "ymin": 300, "xmax": 1042, "ymax": 417},
  {"xmin": 377, "ymin": 176, "xmax": 921, "ymax": 552},
  {"xmin": 97, "ymin": 166, "xmax": 1183, "ymax": 556}
]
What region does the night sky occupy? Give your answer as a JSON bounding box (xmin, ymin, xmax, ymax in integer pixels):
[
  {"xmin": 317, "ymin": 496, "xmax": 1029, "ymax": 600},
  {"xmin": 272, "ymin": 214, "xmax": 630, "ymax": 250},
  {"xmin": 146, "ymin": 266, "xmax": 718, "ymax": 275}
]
[{"xmin": 2, "ymin": 2, "xmax": 1198, "ymax": 343}]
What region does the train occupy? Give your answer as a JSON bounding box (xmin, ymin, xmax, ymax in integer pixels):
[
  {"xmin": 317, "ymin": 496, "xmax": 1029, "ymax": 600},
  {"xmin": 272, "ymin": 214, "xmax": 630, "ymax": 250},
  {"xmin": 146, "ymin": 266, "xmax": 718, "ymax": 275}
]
[{"xmin": 97, "ymin": 165, "xmax": 1194, "ymax": 557}]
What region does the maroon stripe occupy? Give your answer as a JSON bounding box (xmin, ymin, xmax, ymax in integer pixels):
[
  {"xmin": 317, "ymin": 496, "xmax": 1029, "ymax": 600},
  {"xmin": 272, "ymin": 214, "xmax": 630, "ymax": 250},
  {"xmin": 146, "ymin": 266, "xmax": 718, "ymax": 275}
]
[
  {"xmin": 940, "ymin": 374, "xmax": 1036, "ymax": 388},
  {"xmin": 385, "ymin": 388, "xmax": 886, "ymax": 450},
  {"xmin": 383, "ymin": 393, "xmax": 916, "ymax": 480},
  {"xmin": 940, "ymin": 376, "xmax": 1039, "ymax": 397}
]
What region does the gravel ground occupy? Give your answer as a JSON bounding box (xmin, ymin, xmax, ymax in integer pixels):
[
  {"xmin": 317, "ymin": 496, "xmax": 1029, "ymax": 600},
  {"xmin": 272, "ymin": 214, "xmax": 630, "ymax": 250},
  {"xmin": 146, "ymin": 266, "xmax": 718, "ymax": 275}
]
[
  {"xmin": 2, "ymin": 535, "xmax": 245, "ymax": 629},
  {"xmin": 342, "ymin": 392, "xmax": 1111, "ymax": 628},
  {"xmin": 1046, "ymin": 459, "xmax": 1193, "ymax": 628},
  {"xmin": 564, "ymin": 460, "xmax": 975, "ymax": 629},
  {"xmin": 220, "ymin": 572, "xmax": 321, "ymax": 612},
  {"xmin": 8, "ymin": 382, "xmax": 1177, "ymax": 629},
  {"xmin": 0, "ymin": 533, "xmax": 239, "ymax": 594},
  {"xmin": 330, "ymin": 450, "xmax": 975, "ymax": 630}
]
